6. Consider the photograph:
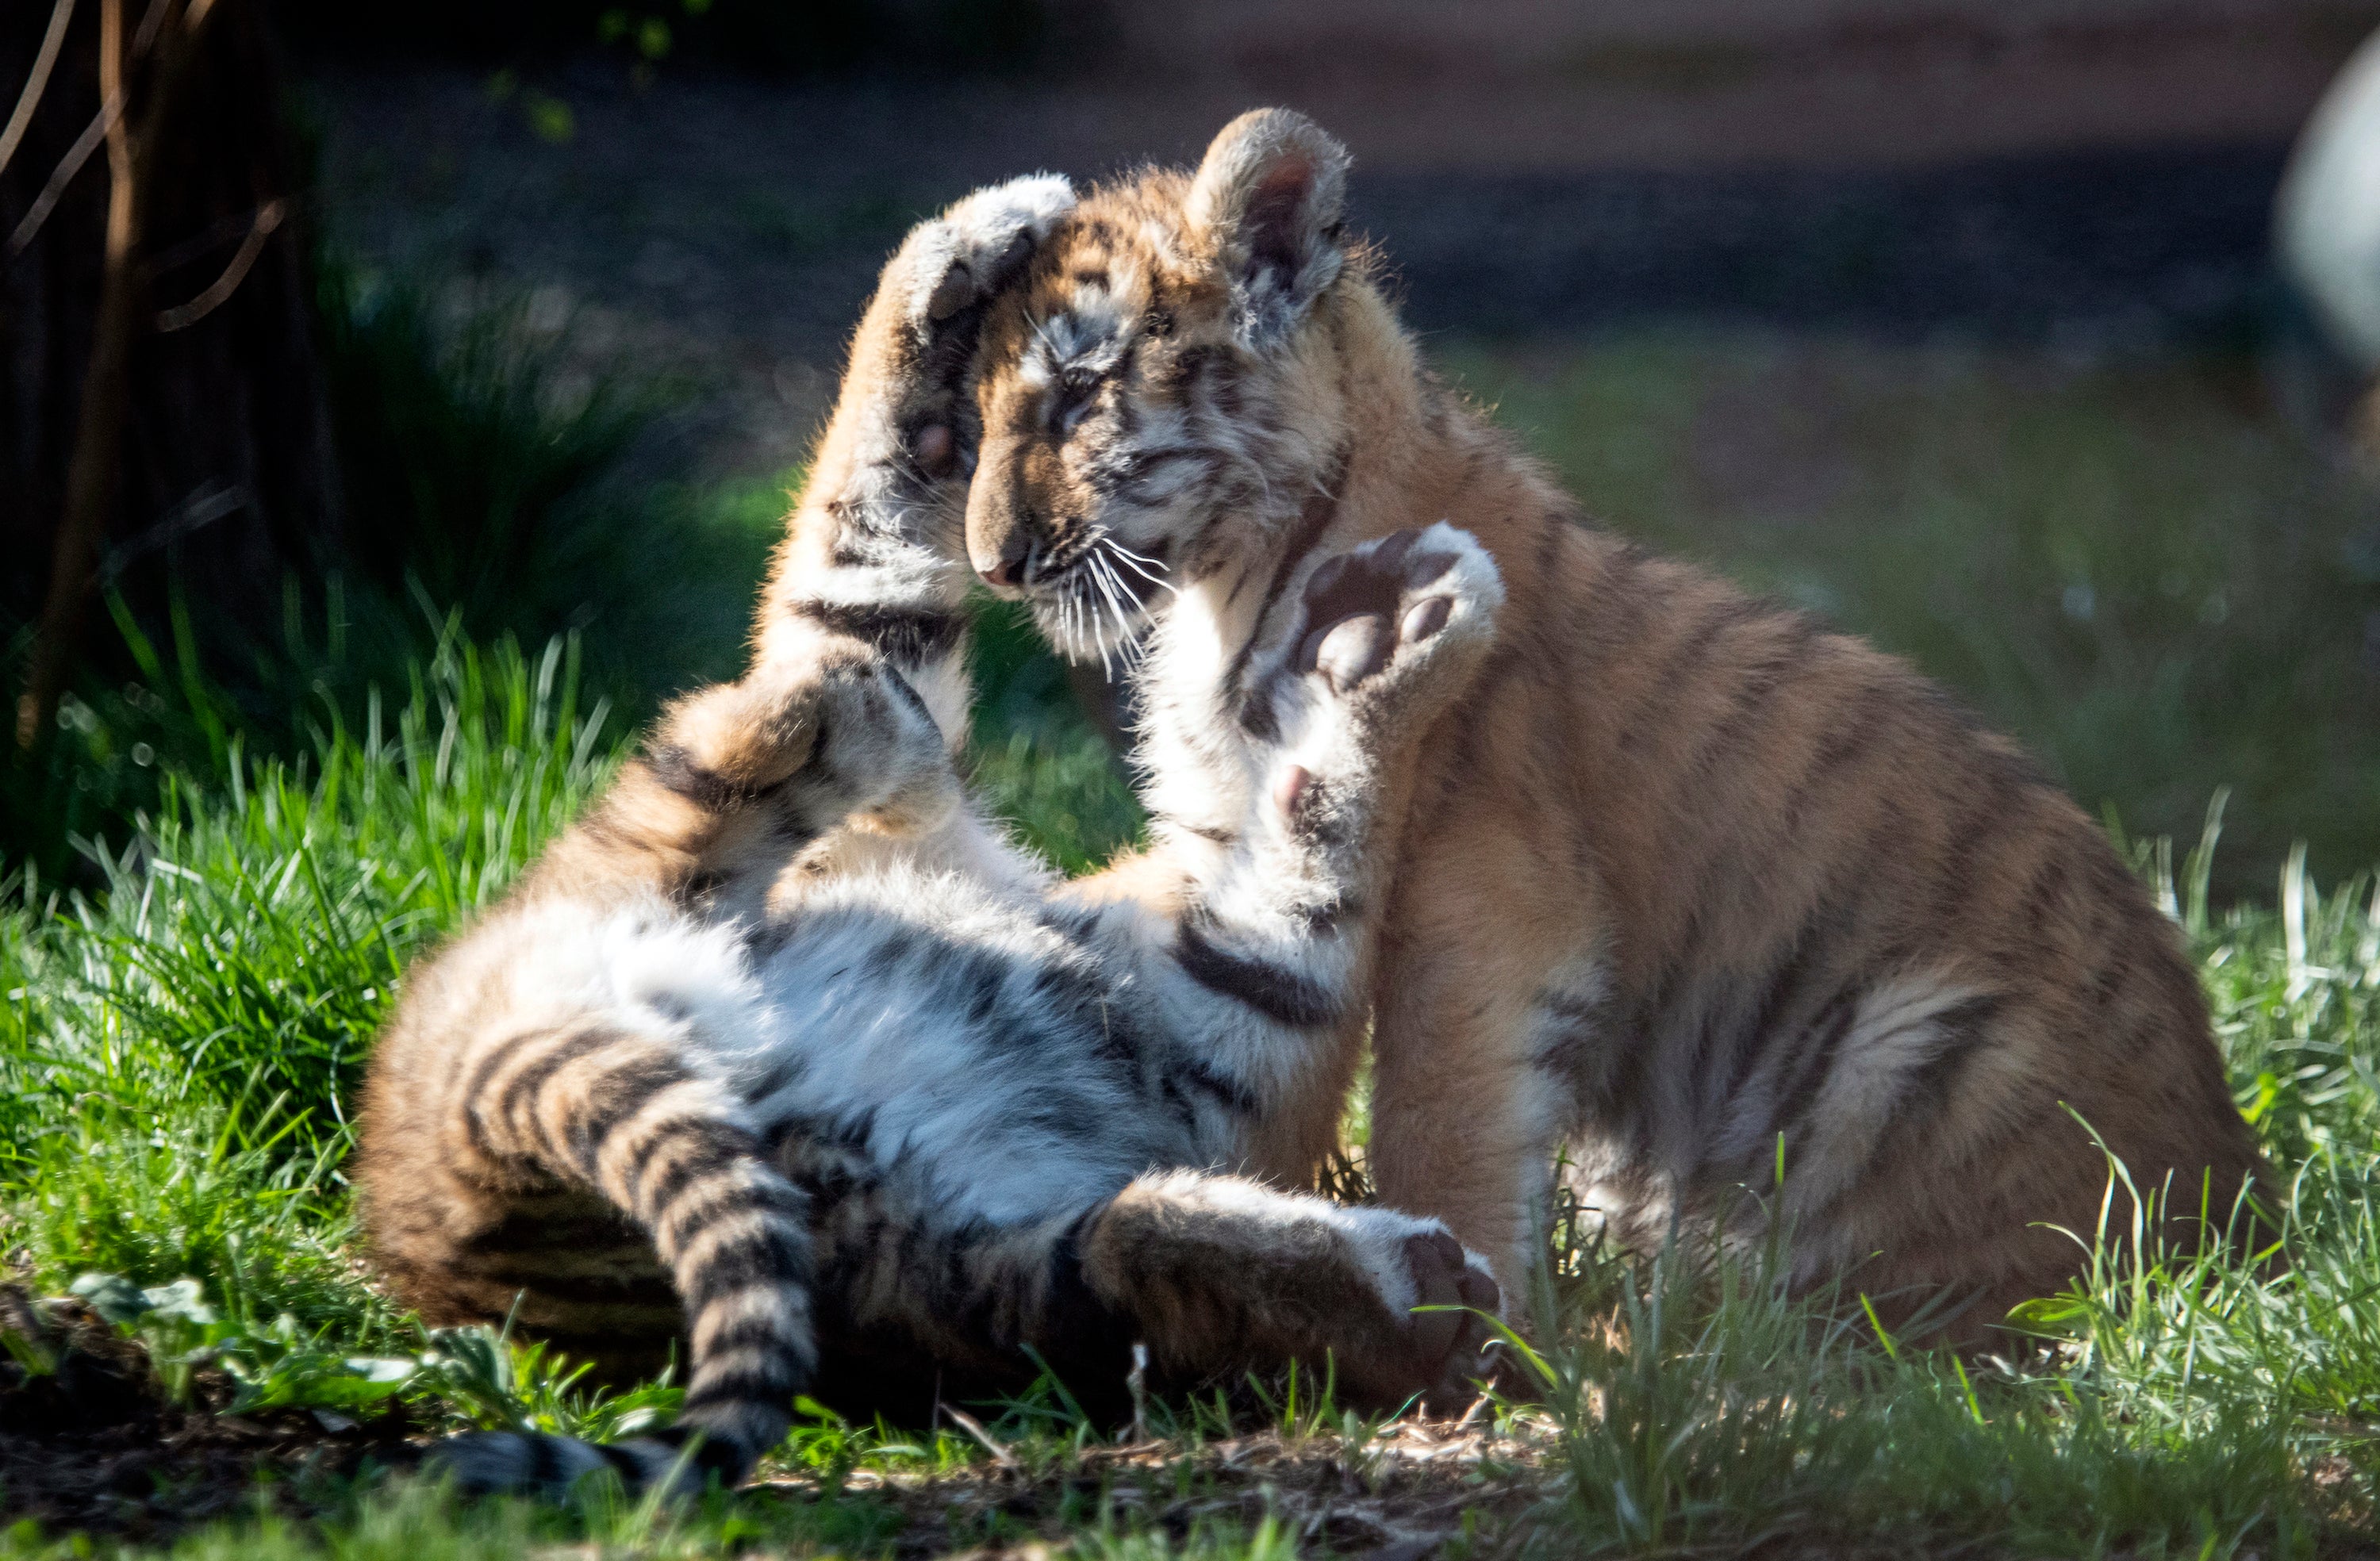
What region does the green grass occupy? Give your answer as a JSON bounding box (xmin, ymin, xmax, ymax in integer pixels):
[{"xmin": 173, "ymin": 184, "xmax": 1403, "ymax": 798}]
[
  {"xmin": 0, "ymin": 627, "xmax": 2374, "ymax": 1558},
  {"xmin": 4, "ymin": 323, "xmax": 2379, "ymax": 1555}
]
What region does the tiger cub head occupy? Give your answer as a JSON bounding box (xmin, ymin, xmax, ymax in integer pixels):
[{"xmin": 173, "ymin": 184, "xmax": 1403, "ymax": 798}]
[{"xmin": 965, "ymin": 109, "xmax": 1369, "ymax": 664}]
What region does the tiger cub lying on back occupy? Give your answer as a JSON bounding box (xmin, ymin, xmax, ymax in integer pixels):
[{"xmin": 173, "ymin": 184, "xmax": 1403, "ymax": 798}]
[
  {"xmin": 956, "ymin": 110, "xmax": 2278, "ymax": 1339},
  {"xmin": 355, "ymin": 180, "xmax": 1501, "ymax": 1498}
]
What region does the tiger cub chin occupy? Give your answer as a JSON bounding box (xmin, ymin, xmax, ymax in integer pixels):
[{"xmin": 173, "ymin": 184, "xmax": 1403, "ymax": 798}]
[
  {"xmin": 355, "ymin": 181, "xmax": 1503, "ymax": 1499},
  {"xmin": 955, "ymin": 109, "xmax": 2277, "ymax": 1340}
]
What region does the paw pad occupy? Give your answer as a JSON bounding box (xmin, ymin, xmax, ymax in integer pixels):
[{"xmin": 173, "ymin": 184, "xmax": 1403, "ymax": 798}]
[
  {"xmin": 1293, "ymin": 527, "xmax": 1465, "ymax": 695},
  {"xmin": 925, "ymin": 229, "xmax": 1036, "ymax": 322}
]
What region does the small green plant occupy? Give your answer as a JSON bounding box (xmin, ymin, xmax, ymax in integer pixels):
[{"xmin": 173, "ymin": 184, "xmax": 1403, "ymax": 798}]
[
  {"xmin": 416, "ymin": 1322, "xmax": 681, "ymax": 1444},
  {"xmin": 69, "ymin": 1273, "xmax": 417, "ymax": 1413}
]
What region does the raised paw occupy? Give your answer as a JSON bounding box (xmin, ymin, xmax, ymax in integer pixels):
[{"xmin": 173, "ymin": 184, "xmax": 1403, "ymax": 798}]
[
  {"xmin": 912, "ymin": 175, "xmax": 1075, "ymax": 327},
  {"xmin": 1289, "ymin": 522, "xmax": 1503, "ymax": 701},
  {"xmin": 649, "ymin": 672, "xmax": 826, "ymax": 808},
  {"xmin": 648, "ymin": 657, "xmax": 954, "ymax": 834},
  {"xmin": 883, "ymin": 175, "xmax": 1076, "ymax": 478}
]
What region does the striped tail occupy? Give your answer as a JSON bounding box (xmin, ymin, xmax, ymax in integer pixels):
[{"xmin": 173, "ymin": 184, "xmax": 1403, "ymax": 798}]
[{"xmin": 430, "ymin": 1022, "xmax": 819, "ymax": 1497}]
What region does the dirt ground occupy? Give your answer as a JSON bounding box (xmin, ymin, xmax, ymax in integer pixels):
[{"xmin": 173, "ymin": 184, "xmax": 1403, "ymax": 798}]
[
  {"xmin": 0, "ymin": 1291, "xmax": 410, "ymax": 1540},
  {"xmin": 0, "ymin": 1282, "xmax": 1553, "ymax": 1552}
]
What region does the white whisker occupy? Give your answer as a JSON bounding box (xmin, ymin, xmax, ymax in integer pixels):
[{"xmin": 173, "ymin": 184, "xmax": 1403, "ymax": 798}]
[
  {"xmin": 1106, "ymin": 540, "xmax": 1176, "ymax": 595},
  {"xmin": 1087, "ymin": 552, "xmax": 1134, "ymax": 681}
]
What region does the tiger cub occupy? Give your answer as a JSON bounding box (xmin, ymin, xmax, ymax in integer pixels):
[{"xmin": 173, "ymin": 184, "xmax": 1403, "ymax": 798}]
[
  {"xmin": 355, "ymin": 179, "xmax": 1503, "ymax": 1498},
  {"xmin": 956, "ymin": 110, "xmax": 2276, "ymax": 1339}
]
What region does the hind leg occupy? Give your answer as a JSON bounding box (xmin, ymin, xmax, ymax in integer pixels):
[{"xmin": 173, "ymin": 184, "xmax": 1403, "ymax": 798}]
[{"xmin": 411, "ymin": 1017, "xmax": 819, "ymax": 1498}]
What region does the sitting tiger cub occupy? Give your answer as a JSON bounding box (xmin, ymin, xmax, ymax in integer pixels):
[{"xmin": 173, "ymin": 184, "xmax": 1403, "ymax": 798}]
[
  {"xmin": 355, "ymin": 178, "xmax": 1502, "ymax": 1498},
  {"xmin": 957, "ymin": 110, "xmax": 2279, "ymax": 1339}
]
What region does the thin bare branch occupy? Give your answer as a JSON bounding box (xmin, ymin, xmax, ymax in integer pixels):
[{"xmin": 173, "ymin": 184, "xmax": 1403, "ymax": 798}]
[
  {"xmin": 16, "ymin": 0, "xmax": 139, "ymax": 751},
  {"xmin": 6, "ymin": 90, "xmax": 119, "ymax": 256},
  {"xmin": 7, "ymin": 0, "xmax": 183, "ymax": 258},
  {"xmin": 155, "ymin": 196, "xmax": 280, "ymax": 330},
  {"xmin": 129, "ymin": 0, "xmax": 172, "ymax": 60},
  {"xmin": 0, "ymin": 0, "xmax": 78, "ymax": 181}
]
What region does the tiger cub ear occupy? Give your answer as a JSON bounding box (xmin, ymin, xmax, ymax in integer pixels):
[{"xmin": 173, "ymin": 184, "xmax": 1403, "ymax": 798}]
[{"xmin": 1184, "ymin": 108, "xmax": 1352, "ymax": 351}]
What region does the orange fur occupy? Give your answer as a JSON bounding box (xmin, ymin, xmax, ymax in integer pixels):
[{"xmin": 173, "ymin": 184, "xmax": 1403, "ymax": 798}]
[{"xmin": 960, "ymin": 109, "xmax": 2275, "ymax": 1337}]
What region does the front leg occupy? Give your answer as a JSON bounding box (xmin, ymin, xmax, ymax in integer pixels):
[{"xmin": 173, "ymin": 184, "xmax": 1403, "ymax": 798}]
[
  {"xmin": 1091, "ymin": 527, "xmax": 1506, "ymax": 1174},
  {"xmin": 1368, "ymin": 856, "xmax": 1587, "ymax": 1299},
  {"xmin": 1082, "ymin": 1171, "xmax": 1500, "ymax": 1410},
  {"xmin": 754, "ymin": 174, "xmax": 1076, "ymax": 750},
  {"xmin": 521, "ymin": 636, "xmax": 959, "ymax": 903},
  {"xmin": 804, "ymin": 1160, "xmax": 1500, "ymax": 1413}
]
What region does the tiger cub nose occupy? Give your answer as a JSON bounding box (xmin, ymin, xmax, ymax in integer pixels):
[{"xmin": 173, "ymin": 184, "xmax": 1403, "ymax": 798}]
[{"xmin": 975, "ymin": 535, "xmax": 1033, "ymax": 591}]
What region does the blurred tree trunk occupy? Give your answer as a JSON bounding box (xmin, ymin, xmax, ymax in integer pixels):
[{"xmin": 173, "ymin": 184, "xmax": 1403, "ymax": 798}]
[{"xmin": 2, "ymin": 0, "xmax": 336, "ymax": 749}]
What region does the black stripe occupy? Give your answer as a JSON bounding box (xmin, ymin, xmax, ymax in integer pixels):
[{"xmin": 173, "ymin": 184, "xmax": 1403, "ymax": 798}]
[
  {"xmin": 486, "ymin": 1028, "xmax": 623, "ymax": 1163},
  {"xmin": 1527, "ymin": 979, "xmax": 1612, "ymax": 1077},
  {"xmin": 1897, "ymin": 994, "xmax": 2005, "ymax": 1121},
  {"xmin": 1775, "ymin": 708, "xmax": 1886, "ymax": 847},
  {"xmin": 463, "ymin": 1260, "xmax": 677, "ymax": 1306},
  {"xmin": 1173, "ymin": 919, "xmax": 1338, "ymax": 1029},
  {"xmin": 941, "ymin": 1219, "xmax": 1008, "ymax": 1344},
  {"xmin": 1722, "ymin": 936, "xmax": 1828, "ymax": 1113},
  {"xmin": 635, "ymin": 1132, "xmax": 754, "ymax": 1220},
  {"xmin": 685, "ymin": 1311, "xmax": 810, "ymax": 1362},
  {"xmin": 681, "ymin": 1226, "xmax": 812, "ymax": 1311},
  {"xmin": 457, "ymin": 1030, "xmax": 555, "ymax": 1162},
  {"xmin": 792, "ymin": 600, "xmax": 964, "ymax": 665},
  {"xmin": 566, "ymin": 1057, "xmax": 700, "ymax": 1171},
  {"xmin": 644, "ymin": 748, "xmax": 773, "ymax": 812},
  {"xmin": 1691, "ymin": 614, "xmax": 1818, "ymax": 773},
  {"xmin": 1772, "ymin": 993, "xmax": 1861, "ymax": 1149},
  {"xmin": 1613, "ymin": 593, "xmax": 1769, "ymax": 757},
  {"xmin": 657, "ymin": 1176, "xmax": 802, "ymax": 1257},
  {"xmin": 1049, "ymin": 1202, "xmax": 1130, "ymax": 1338},
  {"xmin": 457, "ymin": 1205, "xmax": 646, "ymax": 1255},
  {"xmin": 1294, "ymin": 893, "xmax": 1353, "ymax": 934},
  {"xmin": 1174, "ymin": 1053, "xmax": 1265, "ymax": 1116},
  {"xmin": 739, "ymin": 1045, "xmax": 808, "ymax": 1102},
  {"xmin": 1534, "ymin": 508, "xmax": 1568, "ymax": 581}
]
